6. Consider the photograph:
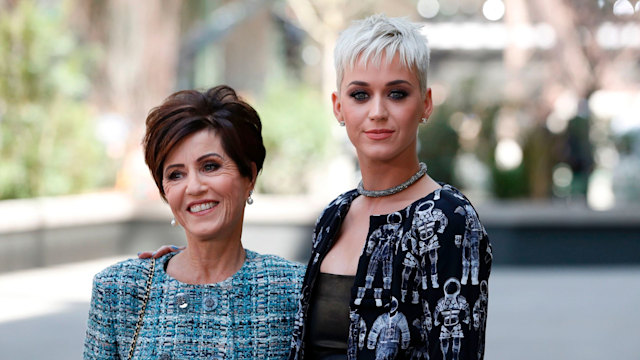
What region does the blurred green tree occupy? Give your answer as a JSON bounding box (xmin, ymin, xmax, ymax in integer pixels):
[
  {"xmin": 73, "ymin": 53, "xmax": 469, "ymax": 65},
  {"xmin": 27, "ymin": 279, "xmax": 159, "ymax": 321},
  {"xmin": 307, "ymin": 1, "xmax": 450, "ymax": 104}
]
[
  {"xmin": 0, "ymin": 0, "xmax": 111, "ymax": 200},
  {"xmin": 418, "ymin": 103, "xmax": 459, "ymax": 186},
  {"xmin": 256, "ymin": 79, "xmax": 332, "ymax": 193}
]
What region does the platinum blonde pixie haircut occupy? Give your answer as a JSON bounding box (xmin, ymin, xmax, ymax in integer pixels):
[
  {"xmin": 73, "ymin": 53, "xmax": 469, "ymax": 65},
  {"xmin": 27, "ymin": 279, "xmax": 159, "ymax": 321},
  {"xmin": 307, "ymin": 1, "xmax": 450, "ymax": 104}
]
[{"xmin": 334, "ymin": 14, "xmax": 430, "ymax": 95}]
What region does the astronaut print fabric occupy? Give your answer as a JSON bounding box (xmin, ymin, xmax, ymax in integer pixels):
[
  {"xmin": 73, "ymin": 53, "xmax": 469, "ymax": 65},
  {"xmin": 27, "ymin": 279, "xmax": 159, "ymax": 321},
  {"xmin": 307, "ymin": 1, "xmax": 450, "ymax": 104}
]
[{"xmin": 289, "ymin": 184, "xmax": 492, "ymax": 360}]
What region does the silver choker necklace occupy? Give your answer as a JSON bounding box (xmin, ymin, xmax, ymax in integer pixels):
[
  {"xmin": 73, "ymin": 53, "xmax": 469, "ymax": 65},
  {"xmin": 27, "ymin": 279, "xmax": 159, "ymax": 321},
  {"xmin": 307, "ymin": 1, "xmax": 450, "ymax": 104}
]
[{"xmin": 357, "ymin": 162, "xmax": 428, "ymax": 198}]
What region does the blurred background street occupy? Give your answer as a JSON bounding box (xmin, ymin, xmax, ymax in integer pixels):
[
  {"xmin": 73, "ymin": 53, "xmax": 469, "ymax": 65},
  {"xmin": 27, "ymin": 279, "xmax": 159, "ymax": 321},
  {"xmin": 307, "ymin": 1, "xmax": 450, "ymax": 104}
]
[{"xmin": 1, "ymin": 0, "xmax": 640, "ymax": 358}]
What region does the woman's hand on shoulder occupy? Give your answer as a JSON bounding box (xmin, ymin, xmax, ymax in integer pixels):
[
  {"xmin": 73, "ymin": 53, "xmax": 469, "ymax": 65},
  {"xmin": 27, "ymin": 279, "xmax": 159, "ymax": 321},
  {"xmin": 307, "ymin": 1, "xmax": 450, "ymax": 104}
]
[{"xmin": 138, "ymin": 245, "xmax": 184, "ymax": 259}]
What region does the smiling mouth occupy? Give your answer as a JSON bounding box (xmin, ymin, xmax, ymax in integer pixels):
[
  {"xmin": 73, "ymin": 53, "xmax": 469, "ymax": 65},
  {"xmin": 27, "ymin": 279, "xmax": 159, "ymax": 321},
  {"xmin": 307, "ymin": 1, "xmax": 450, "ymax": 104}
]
[{"xmin": 188, "ymin": 202, "xmax": 218, "ymax": 213}]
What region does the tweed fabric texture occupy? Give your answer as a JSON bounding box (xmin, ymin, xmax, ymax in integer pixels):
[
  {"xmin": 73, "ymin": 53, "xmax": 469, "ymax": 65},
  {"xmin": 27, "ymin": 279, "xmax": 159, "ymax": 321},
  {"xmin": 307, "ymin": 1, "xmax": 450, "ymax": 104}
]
[{"xmin": 84, "ymin": 250, "xmax": 304, "ymax": 359}]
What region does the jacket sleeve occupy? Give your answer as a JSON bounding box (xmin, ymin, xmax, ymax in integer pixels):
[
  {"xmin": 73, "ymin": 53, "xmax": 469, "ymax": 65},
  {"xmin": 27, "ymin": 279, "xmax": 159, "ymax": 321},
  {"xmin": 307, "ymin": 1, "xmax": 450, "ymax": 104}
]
[
  {"xmin": 83, "ymin": 272, "xmax": 119, "ymax": 359},
  {"xmin": 422, "ymin": 201, "xmax": 491, "ymax": 360}
]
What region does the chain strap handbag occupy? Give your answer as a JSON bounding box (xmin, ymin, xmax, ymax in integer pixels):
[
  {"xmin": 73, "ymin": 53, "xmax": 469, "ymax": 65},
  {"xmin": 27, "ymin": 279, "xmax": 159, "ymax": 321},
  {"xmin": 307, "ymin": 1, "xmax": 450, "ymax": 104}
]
[{"xmin": 127, "ymin": 258, "xmax": 156, "ymax": 360}]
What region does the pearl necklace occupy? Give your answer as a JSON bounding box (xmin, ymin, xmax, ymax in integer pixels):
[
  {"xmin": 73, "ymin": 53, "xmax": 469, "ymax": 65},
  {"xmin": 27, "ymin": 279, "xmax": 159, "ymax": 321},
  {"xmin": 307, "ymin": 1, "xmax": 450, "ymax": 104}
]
[{"xmin": 357, "ymin": 162, "xmax": 428, "ymax": 198}]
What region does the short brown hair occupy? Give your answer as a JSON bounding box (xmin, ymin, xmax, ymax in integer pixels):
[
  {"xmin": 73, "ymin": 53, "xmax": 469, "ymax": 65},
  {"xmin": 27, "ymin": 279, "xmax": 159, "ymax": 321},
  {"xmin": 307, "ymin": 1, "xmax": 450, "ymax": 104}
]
[{"xmin": 143, "ymin": 85, "xmax": 265, "ymax": 200}]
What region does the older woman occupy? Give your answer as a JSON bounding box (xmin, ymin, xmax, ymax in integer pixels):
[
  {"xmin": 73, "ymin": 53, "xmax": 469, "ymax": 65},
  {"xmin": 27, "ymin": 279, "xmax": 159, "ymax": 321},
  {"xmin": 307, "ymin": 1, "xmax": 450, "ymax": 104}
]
[
  {"xmin": 288, "ymin": 15, "xmax": 492, "ymax": 360},
  {"xmin": 84, "ymin": 85, "xmax": 304, "ymax": 359}
]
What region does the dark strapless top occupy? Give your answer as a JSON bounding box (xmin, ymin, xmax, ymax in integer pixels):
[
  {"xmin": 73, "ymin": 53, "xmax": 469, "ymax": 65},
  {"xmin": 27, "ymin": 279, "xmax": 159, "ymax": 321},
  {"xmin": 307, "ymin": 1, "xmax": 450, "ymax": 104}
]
[{"xmin": 305, "ymin": 272, "xmax": 355, "ymax": 360}]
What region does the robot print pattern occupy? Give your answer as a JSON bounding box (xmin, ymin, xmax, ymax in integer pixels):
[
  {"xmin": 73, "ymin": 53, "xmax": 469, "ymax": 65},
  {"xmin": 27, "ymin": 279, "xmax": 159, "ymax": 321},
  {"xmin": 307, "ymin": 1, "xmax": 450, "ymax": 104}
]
[
  {"xmin": 421, "ymin": 298, "xmax": 434, "ymax": 333},
  {"xmin": 312, "ymin": 226, "xmax": 325, "ymax": 253},
  {"xmin": 484, "ymin": 243, "xmax": 493, "ymax": 268},
  {"xmin": 473, "ymin": 280, "xmax": 489, "ymax": 360},
  {"xmin": 357, "ymin": 213, "xmax": 403, "ymax": 307},
  {"xmin": 400, "ymin": 251, "xmax": 425, "ymax": 304},
  {"xmin": 409, "ymin": 318, "xmax": 430, "ymax": 360},
  {"xmin": 434, "ymin": 278, "xmax": 471, "ymax": 360},
  {"xmin": 312, "ymin": 193, "xmax": 353, "ymax": 251},
  {"xmin": 454, "ymin": 205, "xmax": 485, "ymax": 285},
  {"xmin": 409, "ymin": 298, "xmax": 434, "ymax": 360},
  {"xmin": 444, "ymin": 184, "xmax": 467, "ymax": 201},
  {"xmin": 410, "ymin": 200, "xmax": 448, "ymax": 289},
  {"xmin": 348, "ymin": 311, "xmax": 368, "ymax": 358},
  {"xmin": 366, "ymin": 297, "xmax": 411, "ymax": 360},
  {"xmin": 290, "ymin": 186, "xmax": 492, "ymax": 360}
]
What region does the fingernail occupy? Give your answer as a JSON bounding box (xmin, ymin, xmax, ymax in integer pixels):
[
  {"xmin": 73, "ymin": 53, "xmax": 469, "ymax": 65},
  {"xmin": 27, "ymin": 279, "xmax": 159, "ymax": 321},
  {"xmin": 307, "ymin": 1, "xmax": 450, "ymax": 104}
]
[
  {"xmin": 137, "ymin": 252, "xmax": 142, "ymax": 256},
  {"xmin": 152, "ymin": 252, "xmax": 157, "ymax": 256},
  {"xmin": 170, "ymin": 246, "xmax": 179, "ymax": 250}
]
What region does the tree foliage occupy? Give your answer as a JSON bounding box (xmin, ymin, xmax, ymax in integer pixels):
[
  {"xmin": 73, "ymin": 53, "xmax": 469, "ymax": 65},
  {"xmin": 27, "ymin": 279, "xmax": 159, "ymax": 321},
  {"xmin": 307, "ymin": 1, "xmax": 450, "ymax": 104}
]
[
  {"xmin": 0, "ymin": 1, "xmax": 111, "ymax": 200},
  {"xmin": 256, "ymin": 79, "xmax": 332, "ymax": 193}
]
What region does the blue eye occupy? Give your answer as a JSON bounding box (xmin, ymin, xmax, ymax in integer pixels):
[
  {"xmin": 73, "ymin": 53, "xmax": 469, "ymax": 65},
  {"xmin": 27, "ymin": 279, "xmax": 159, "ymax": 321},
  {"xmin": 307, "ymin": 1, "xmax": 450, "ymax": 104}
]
[
  {"xmin": 389, "ymin": 90, "xmax": 408, "ymax": 100},
  {"xmin": 350, "ymin": 91, "xmax": 368, "ymax": 101},
  {"xmin": 167, "ymin": 171, "xmax": 183, "ymax": 180}
]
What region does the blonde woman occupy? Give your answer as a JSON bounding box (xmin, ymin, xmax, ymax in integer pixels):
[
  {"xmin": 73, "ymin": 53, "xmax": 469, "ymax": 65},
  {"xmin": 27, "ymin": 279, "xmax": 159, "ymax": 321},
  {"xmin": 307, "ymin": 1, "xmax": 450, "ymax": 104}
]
[{"xmin": 289, "ymin": 15, "xmax": 492, "ymax": 360}]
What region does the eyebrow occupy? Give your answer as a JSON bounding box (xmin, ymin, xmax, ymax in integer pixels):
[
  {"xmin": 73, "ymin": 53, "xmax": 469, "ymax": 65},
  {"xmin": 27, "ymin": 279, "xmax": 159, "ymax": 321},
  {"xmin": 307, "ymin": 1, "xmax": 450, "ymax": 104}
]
[
  {"xmin": 347, "ymin": 79, "xmax": 413, "ymax": 87},
  {"xmin": 198, "ymin": 152, "xmax": 224, "ymax": 162},
  {"xmin": 386, "ymin": 79, "xmax": 412, "ymax": 86},
  {"xmin": 164, "ymin": 152, "xmax": 224, "ymax": 174},
  {"xmin": 347, "ymin": 80, "xmax": 369, "ymax": 87}
]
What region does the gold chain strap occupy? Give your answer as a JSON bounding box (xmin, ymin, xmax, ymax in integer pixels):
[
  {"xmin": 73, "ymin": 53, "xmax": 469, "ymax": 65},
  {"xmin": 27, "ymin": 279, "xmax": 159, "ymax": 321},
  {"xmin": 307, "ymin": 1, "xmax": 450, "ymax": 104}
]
[{"xmin": 128, "ymin": 258, "xmax": 155, "ymax": 360}]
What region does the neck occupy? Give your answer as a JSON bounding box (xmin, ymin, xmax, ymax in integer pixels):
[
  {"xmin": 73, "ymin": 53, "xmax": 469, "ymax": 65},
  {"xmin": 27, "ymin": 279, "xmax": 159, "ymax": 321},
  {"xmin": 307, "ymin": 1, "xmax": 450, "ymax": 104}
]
[
  {"xmin": 358, "ymin": 157, "xmax": 421, "ymax": 192},
  {"xmin": 170, "ymin": 229, "xmax": 246, "ymax": 284}
]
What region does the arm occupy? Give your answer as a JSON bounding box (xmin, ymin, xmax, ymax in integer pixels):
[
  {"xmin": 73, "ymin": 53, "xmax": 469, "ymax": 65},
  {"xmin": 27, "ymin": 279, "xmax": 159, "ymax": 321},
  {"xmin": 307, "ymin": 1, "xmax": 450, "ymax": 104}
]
[
  {"xmin": 421, "ymin": 197, "xmax": 492, "ymax": 359},
  {"xmin": 84, "ymin": 274, "xmax": 118, "ymax": 359}
]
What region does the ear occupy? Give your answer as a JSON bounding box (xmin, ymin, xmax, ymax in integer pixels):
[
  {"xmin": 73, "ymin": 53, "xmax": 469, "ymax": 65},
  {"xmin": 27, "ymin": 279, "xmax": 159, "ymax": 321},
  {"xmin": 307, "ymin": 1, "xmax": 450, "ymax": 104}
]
[
  {"xmin": 331, "ymin": 91, "xmax": 343, "ymax": 124},
  {"xmin": 422, "ymin": 88, "xmax": 434, "ymax": 120}
]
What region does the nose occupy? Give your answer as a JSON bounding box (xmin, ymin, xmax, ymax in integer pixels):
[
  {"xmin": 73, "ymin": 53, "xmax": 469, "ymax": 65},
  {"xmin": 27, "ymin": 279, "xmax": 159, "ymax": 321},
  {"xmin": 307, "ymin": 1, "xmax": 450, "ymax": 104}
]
[
  {"xmin": 368, "ymin": 95, "xmax": 388, "ymax": 121},
  {"xmin": 185, "ymin": 173, "xmax": 206, "ymax": 195}
]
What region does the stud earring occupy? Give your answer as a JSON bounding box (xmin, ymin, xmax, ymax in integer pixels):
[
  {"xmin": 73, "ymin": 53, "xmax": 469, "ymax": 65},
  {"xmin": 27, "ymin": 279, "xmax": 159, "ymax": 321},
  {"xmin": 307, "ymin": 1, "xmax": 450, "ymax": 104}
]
[
  {"xmin": 339, "ymin": 121, "xmax": 345, "ymax": 127},
  {"xmin": 170, "ymin": 218, "xmax": 177, "ymax": 227},
  {"xmin": 420, "ymin": 117, "xmax": 428, "ymax": 124},
  {"xmin": 247, "ymin": 190, "xmax": 254, "ymax": 205}
]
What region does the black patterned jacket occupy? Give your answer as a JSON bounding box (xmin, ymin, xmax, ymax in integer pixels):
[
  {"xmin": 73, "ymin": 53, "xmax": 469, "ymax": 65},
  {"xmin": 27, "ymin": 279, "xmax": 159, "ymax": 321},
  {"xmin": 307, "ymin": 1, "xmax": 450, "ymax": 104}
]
[{"xmin": 289, "ymin": 184, "xmax": 492, "ymax": 360}]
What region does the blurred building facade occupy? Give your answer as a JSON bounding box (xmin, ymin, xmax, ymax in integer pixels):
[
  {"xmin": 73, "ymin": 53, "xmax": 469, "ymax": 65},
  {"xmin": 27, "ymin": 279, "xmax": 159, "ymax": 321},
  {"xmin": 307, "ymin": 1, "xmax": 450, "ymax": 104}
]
[
  {"xmin": 1, "ymin": 0, "xmax": 639, "ymax": 206},
  {"xmin": 1, "ymin": 0, "xmax": 640, "ymax": 273}
]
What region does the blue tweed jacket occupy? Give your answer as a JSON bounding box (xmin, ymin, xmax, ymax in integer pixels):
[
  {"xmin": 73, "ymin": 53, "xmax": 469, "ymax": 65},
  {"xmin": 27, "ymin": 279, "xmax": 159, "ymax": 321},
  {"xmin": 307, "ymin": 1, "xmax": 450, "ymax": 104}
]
[{"xmin": 84, "ymin": 250, "xmax": 304, "ymax": 359}]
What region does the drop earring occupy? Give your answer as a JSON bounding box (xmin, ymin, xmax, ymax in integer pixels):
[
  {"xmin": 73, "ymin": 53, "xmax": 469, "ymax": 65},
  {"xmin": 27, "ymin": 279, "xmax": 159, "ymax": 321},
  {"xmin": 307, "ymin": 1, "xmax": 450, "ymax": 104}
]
[
  {"xmin": 420, "ymin": 117, "xmax": 428, "ymax": 124},
  {"xmin": 247, "ymin": 190, "xmax": 254, "ymax": 205},
  {"xmin": 339, "ymin": 121, "xmax": 345, "ymax": 127}
]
